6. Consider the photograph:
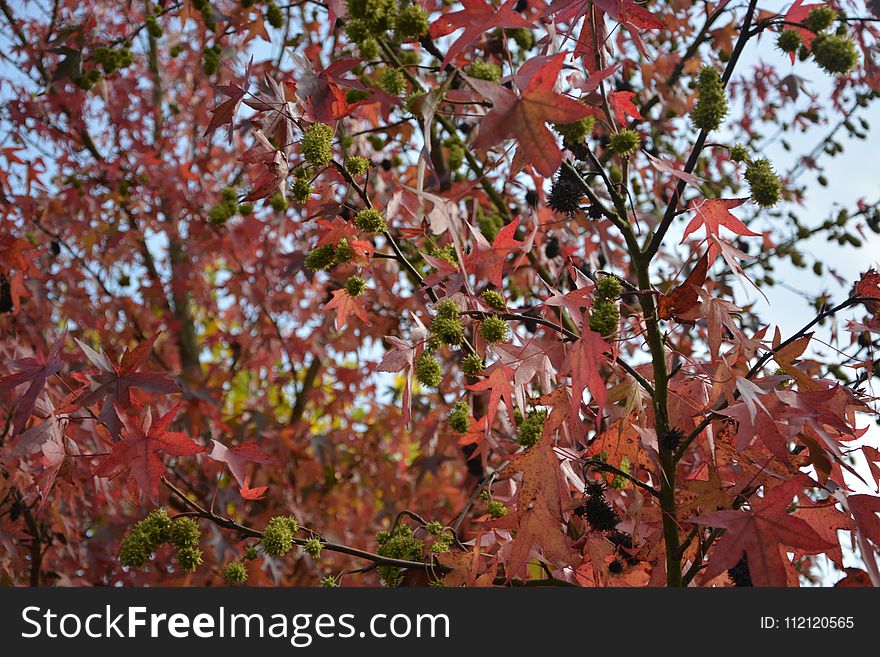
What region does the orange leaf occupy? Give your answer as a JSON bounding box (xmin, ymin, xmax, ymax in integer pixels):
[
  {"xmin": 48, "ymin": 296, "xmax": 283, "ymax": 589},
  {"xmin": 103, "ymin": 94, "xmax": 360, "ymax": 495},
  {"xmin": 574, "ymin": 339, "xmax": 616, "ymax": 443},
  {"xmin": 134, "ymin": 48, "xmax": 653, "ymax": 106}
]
[{"xmin": 657, "ymin": 253, "xmax": 709, "ymax": 321}]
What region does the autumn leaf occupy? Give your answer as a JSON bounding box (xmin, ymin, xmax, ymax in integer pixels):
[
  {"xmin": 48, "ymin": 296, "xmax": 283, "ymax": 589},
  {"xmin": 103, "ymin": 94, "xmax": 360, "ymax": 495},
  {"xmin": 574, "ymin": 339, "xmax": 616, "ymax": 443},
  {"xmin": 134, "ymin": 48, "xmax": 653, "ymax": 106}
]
[
  {"xmin": 505, "ymin": 495, "xmax": 572, "ymax": 580},
  {"xmin": 506, "ymin": 438, "xmax": 566, "ymax": 518},
  {"xmin": 691, "ymin": 476, "xmax": 835, "ymax": 586},
  {"xmin": 324, "ymin": 288, "xmax": 370, "ymax": 330},
  {"xmin": 657, "ymin": 253, "xmax": 709, "ymax": 321},
  {"xmin": 205, "ymin": 81, "xmax": 248, "ymax": 143},
  {"xmin": 681, "ymin": 198, "xmax": 759, "ymax": 264},
  {"xmin": 468, "ymin": 53, "xmax": 592, "ymax": 177},
  {"xmin": 563, "ymin": 327, "xmax": 609, "ymax": 420},
  {"xmin": 94, "ymin": 403, "xmax": 206, "ymax": 504},
  {"xmin": 0, "ymin": 335, "xmax": 65, "ymax": 436},
  {"xmin": 209, "ymin": 440, "xmax": 278, "ymax": 487},
  {"xmin": 239, "ymin": 476, "xmax": 269, "ymax": 501},
  {"xmin": 466, "ymin": 365, "xmax": 516, "ymax": 432},
  {"xmin": 609, "ymin": 90, "xmax": 643, "ymax": 124},
  {"xmin": 73, "ymin": 333, "xmax": 179, "ymax": 438},
  {"xmin": 465, "ymin": 217, "xmax": 526, "ymax": 287}
]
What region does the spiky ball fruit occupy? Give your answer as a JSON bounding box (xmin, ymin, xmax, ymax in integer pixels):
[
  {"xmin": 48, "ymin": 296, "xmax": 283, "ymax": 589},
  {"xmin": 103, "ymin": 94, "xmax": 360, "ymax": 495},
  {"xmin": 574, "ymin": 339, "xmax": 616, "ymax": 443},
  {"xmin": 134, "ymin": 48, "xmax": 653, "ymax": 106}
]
[
  {"xmin": 729, "ymin": 144, "xmax": 750, "ymax": 163},
  {"xmin": 262, "ymin": 516, "xmax": 295, "ymax": 557},
  {"xmin": 376, "ymin": 525, "xmax": 424, "ymax": 586},
  {"xmin": 301, "ymin": 122, "xmax": 334, "ymax": 168},
  {"xmin": 804, "ymin": 6, "xmax": 837, "ymax": 33},
  {"xmin": 334, "ymin": 238, "xmax": 355, "ymax": 265},
  {"xmin": 466, "ymin": 61, "xmax": 502, "ymax": 82},
  {"xmin": 395, "ymin": 3, "xmax": 429, "ymax": 39},
  {"xmin": 517, "ymin": 408, "xmax": 547, "ymax": 448},
  {"xmin": 487, "ymin": 500, "xmax": 508, "ymax": 519},
  {"xmin": 608, "ymin": 558, "xmax": 624, "ymax": 575},
  {"xmin": 415, "ymin": 352, "xmax": 442, "ymax": 388},
  {"xmin": 448, "ymin": 399, "xmax": 471, "ymax": 433},
  {"xmin": 358, "ymin": 37, "xmax": 380, "ymax": 59},
  {"xmin": 177, "ymin": 546, "xmax": 204, "ymax": 572},
  {"xmin": 141, "ymin": 509, "xmax": 173, "ymax": 545},
  {"xmin": 346, "ymin": 88, "xmax": 371, "ymax": 104},
  {"xmin": 461, "ymin": 353, "xmax": 484, "ymax": 376},
  {"xmin": 265, "ymin": 1, "xmax": 284, "ymax": 28},
  {"xmin": 344, "ymin": 18, "xmax": 371, "ymax": 43},
  {"xmin": 238, "ymin": 202, "xmax": 253, "ymax": 215},
  {"xmin": 608, "ymin": 129, "xmax": 641, "ymax": 157},
  {"xmin": 811, "ymin": 33, "xmax": 859, "ymax": 75},
  {"xmin": 431, "ymin": 315, "xmax": 464, "ymax": 346},
  {"xmin": 589, "ymin": 298, "xmax": 620, "ymax": 337},
  {"xmin": 728, "ymin": 552, "xmax": 753, "ymax": 587},
  {"xmin": 481, "ymin": 290, "xmax": 507, "ymax": 312},
  {"xmin": 224, "ymin": 561, "xmax": 248, "ymax": 586},
  {"xmin": 346, "ymin": 156, "xmax": 369, "ymax": 176},
  {"xmin": 478, "ymin": 211, "xmax": 504, "ymax": 241},
  {"xmin": 321, "ymin": 575, "xmax": 339, "ymax": 587},
  {"xmin": 426, "ymin": 243, "xmax": 457, "ymax": 266},
  {"xmin": 146, "ymin": 14, "xmax": 163, "ymax": 38},
  {"xmin": 776, "ymin": 29, "xmax": 801, "ymax": 54},
  {"xmin": 446, "ymin": 140, "xmax": 465, "ymax": 170},
  {"xmin": 596, "ymin": 275, "xmax": 623, "ymax": 301},
  {"xmin": 691, "ymin": 66, "xmax": 728, "ymax": 132},
  {"xmin": 169, "ymin": 517, "xmax": 201, "ymax": 549},
  {"xmin": 576, "ymin": 493, "xmax": 620, "ymax": 531},
  {"xmin": 304, "ymin": 538, "xmax": 323, "ymax": 558},
  {"xmin": 547, "ymin": 165, "xmax": 586, "ymax": 216},
  {"xmin": 354, "ymin": 208, "xmax": 388, "ymax": 234},
  {"xmin": 505, "ymin": 27, "xmax": 534, "ymax": 50},
  {"xmin": 345, "ymin": 275, "xmax": 367, "ymax": 297},
  {"xmin": 202, "ymin": 45, "xmax": 221, "ymax": 76},
  {"xmin": 305, "ymin": 244, "xmax": 336, "ymax": 271},
  {"xmin": 270, "ymin": 192, "xmax": 288, "ymax": 212},
  {"xmin": 435, "ymin": 298, "xmax": 460, "ymax": 319},
  {"xmin": 244, "ymin": 546, "xmax": 259, "ymax": 561},
  {"xmin": 659, "ymin": 427, "xmax": 684, "ymax": 452},
  {"xmin": 291, "ymin": 177, "xmax": 312, "ymax": 203},
  {"xmin": 347, "ymin": 0, "xmax": 397, "ymax": 33},
  {"xmin": 119, "ymin": 532, "xmax": 153, "ymax": 568},
  {"xmin": 480, "ymin": 315, "xmax": 509, "ymax": 344},
  {"xmin": 379, "ymin": 68, "xmax": 406, "ymax": 96},
  {"xmin": 553, "ymin": 115, "xmax": 595, "ymax": 145},
  {"xmin": 744, "ymin": 157, "xmax": 782, "ymax": 207}
]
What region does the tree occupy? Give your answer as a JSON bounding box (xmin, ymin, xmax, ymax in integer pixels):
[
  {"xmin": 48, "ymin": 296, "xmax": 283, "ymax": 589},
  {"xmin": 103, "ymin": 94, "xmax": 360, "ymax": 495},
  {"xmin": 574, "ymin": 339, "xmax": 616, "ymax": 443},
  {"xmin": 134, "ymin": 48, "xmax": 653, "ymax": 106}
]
[{"xmin": 1, "ymin": 0, "xmax": 879, "ymax": 588}]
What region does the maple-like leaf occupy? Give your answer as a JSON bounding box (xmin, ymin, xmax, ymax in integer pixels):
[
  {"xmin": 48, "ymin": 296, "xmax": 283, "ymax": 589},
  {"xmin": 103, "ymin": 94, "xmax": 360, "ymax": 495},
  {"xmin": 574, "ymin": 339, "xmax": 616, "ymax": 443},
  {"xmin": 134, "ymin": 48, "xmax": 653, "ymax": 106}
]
[
  {"xmin": 593, "ymin": 0, "xmax": 665, "ymax": 30},
  {"xmin": 466, "ymin": 365, "xmax": 516, "ymax": 432},
  {"xmin": 691, "ymin": 476, "xmax": 835, "ymax": 586},
  {"xmin": 0, "ymin": 335, "xmax": 64, "ymax": 435},
  {"xmin": 239, "ymin": 476, "xmax": 269, "ymax": 501},
  {"xmin": 563, "ymin": 326, "xmax": 608, "ymax": 420},
  {"xmin": 205, "ymin": 82, "xmax": 248, "ymax": 143},
  {"xmin": 94, "ymin": 403, "xmax": 206, "ymax": 504},
  {"xmin": 848, "ymin": 494, "xmax": 880, "ymax": 548},
  {"xmin": 657, "ymin": 253, "xmax": 709, "ymax": 321},
  {"xmin": 468, "ymin": 53, "xmax": 592, "ymax": 177},
  {"xmin": 324, "ymin": 288, "xmax": 369, "ymax": 330},
  {"xmin": 430, "ymin": 0, "xmax": 534, "ymax": 69},
  {"xmin": 681, "ymin": 198, "xmax": 758, "ymax": 264},
  {"xmin": 209, "ymin": 440, "xmax": 278, "ymax": 487},
  {"xmin": 505, "ymin": 495, "xmax": 572, "ymax": 579},
  {"xmin": 645, "ymin": 152, "xmax": 703, "ymax": 187},
  {"xmin": 609, "ymin": 90, "xmax": 643, "ymax": 124},
  {"xmin": 507, "ymin": 439, "xmax": 565, "ymax": 518},
  {"xmin": 240, "ymin": 130, "xmax": 290, "ymax": 202},
  {"xmin": 73, "ymin": 333, "xmax": 180, "ymax": 437},
  {"xmin": 465, "ymin": 217, "xmax": 525, "ymax": 287}
]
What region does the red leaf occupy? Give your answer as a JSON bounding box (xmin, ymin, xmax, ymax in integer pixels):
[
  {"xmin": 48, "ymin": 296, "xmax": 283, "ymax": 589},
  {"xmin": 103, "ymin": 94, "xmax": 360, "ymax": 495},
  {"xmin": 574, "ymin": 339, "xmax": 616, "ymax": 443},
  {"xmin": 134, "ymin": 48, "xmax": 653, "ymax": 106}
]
[
  {"xmin": 465, "ymin": 217, "xmax": 526, "ymax": 287},
  {"xmin": 94, "ymin": 404, "xmax": 206, "ymax": 504},
  {"xmin": 609, "ymin": 90, "xmax": 643, "ymax": 124},
  {"xmin": 239, "ymin": 476, "xmax": 268, "ymax": 501},
  {"xmin": 466, "ymin": 365, "xmax": 516, "ymax": 432},
  {"xmin": 563, "ymin": 327, "xmax": 608, "ymax": 420},
  {"xmin": 469, "ymin": 53, "xmax": 592, "ymax": 177},
  {"xmin": 209, "ymin": 440, "xmax": 278, "ymax": 487},
  {"xmin": 205, "ymin": 82, "xmax": 247, "ymax": 143},
  {"xmin": 594, "ymin": 0, "xmax": 665, "ymax": 30},
  {"xmin": 681, "ymin": 198, "xmax": 759, "ymax": 264},
  {"xmin": 691, "ymin": 476, "xmax": 835, "ymax": 586},
  {"xmin": 324, "ymin": 288, "xmax": 370, "ymax": 330},
  {"xmin": 657, "ymin": 253, "xmax": 709, "ymax": 321},
  {"xmin": 0, "ymin": 335, "xmax": 64, "ymax": 435}
]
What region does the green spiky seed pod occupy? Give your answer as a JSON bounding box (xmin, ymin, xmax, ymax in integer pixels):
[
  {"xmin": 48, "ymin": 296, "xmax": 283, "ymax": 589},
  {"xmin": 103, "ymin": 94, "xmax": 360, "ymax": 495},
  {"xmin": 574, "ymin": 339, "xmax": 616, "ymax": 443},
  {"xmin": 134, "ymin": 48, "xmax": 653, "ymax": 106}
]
[
  {"xmin": 207, "ymin": 206, "xmax": 232, "ymax": 226},
  {"xmin": 334, "ymin": 238, "xmax": 355, "ymax": 265},
  {"xmin": 244, "ymin": 546, "xmax": 259, "ymax": 561},
  {"xmin": 426, "ymin": 333, "xmax": 444, "ymax": 352},
  {"xmin": 608, "ymin": 129, "xmax": 641, "ymax": 157},
  {"xmin": 177, "ymin": 546, "xmax": 204, "ymax": 572},
  {"xmin": 354, "ymin": 208, "xmax": 388, "ymax": 233},
  {"xmin": 395, "ymin": 3, "xmax": 429, "ymax": 39},
  {"xmin": 596, "ymin": 275, "xmax": 623, "ymax": 301},
  {"xmin": 347, "ymin": 0, "xmax": 397, "ymax": 33},
  {"xmin": 238, "ymin": 202, "xmax": 253, "ymax": 215},
  {"xmin": 345, "ymin": 275, "xmax": 367, "ymax": 297},
  {"xmin": 270, "ymin": 192, "xmax": 288, "ymax": 212},
  {"xmin": 224, "ymin": 561, "xmax": 248, "ymax": 586},
  {"xmin": 776, "ymin": 29, "xmax": 801, "ymax": 54},
  {"xmin": 505, "ymin": 27, "xmax": 534, "ymax": 50},
  {"xmin": 729, "ymin": 144, "xmax": 750, "ymax": 163},
  {"xmin": 202, "ymin": 45, "xmax": 220, "ymax": 76},
  {"xmin": 119, "ymin": 531, "xmax": 153, "ymax": 568},
  {"xmin": 798, "ymin": 44, "xmax": 811, "ymax": 61},
  {"xmin": 448, "ymin": 399, "xmax": 471, "ymax": 433},
  {"xmin": 553, "ymin": 115, "xmax": 596, "ymax": 145},
  {"xmin": 431, "ymin": 315, "xmax": 464, "ymax": 346},
  {"xmin": 262, "ymin": 516, "xmax": 295, "ymax": 557},
  {"xmin": 691, "ymin": 66, "xmax": 728, "ymax": 132},
  {"xmin": 744, "ymin": 157, "xmax": 782, "ymax": 207},
  {"xmin": 480, "ymin": 315, "xmax": 509, "ymax": 344},
  {"xmin": 430, "ymin": 532, "xmax": 452, "ymax": 553},
  {"xmin": 811, "ymin": 33, "xmax": 859, "ymax": 75},
  {"xmin": 301, "ymin": 122, "xmax": 334, "ymax": 168},
  {"xmin": 344, "ymin": 17, "xmax": 371, "ymax": 43},
  {"xmin": 478, "ymin": 211, "xmax": 504, "ymax": 241},
  {"xmin": 358, "ymin": 38, "xmax": 380, "ymax": 59},
  {"xmin": 466, "ymin": 61, "xmax": 502, "ymax": 82},
  {"xmin": 346, "ymin": 156, "xmax": 369, "ymax": 176},
  {"xmin": 804, "ymin": 6, "xmax": 837, "ymax": 33},
  {"xmin": 169, "ymin": 517, "xmax": 201, "ymax": 549},
  {"xmin": 461, "ymin": 353, "xmax": 484, "ymax": 376},
  {"xmin": 379, "ymin": 68, "xmax": 406, "ymax": 96},
  {"xmin": 266, "ymin": 1, "xmax": 284, "ymax": 28},
  {"xmin": 376, "ymin": 525, "xmax": 424, "ymax": 586},
  {"xmin": 415, "ymin": 352, "xmax": 443, "ymax": 388},
  {"xmin": 446, "ymin": 140, "xmax": 465, "ymax": 171},
  {"xmin": 481, "ymin": 290, "xmax": 507, "ymax": 312},
  {"xmin": 291, "ymin": 177, "xmax": 312, "ymax": 203},
  {"xmin": 321, "ymin": 575, "xmax": 339, "ymax": 587},
  {"xmin": 140, "ymin": 509, "xmax": 173, "ymax": 545},
  {"xmin": 487, "ymin": 500, "xmax": 508, "ymax": 519},
  {"xmin": 304, "ymin": 538, "xmax": 323, "ymax": 558},
  {"xmin": 589, "ymin": 298, "xmax": 620, "ymax": 337},
  {"xmin": 146, "ymin": 14, "xmax": 163, "ymax": 38},
  {"xmin": 305, "ymin": 244, "xmax": 336, "ymax": 271},
  {"xmin": 346, "ymin": 88, "xmax": 371, "ymax": 104},
  {"xmin": 426, "ymin": 521, "xmax": 443, "ymax": 536},
  {"xmin": 426, "ymin": 243, "xmax": 457, "ymax": 265},
  {"xmin": 517, "ymin": 408, "xmax": 547, "ymax": 448}
]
